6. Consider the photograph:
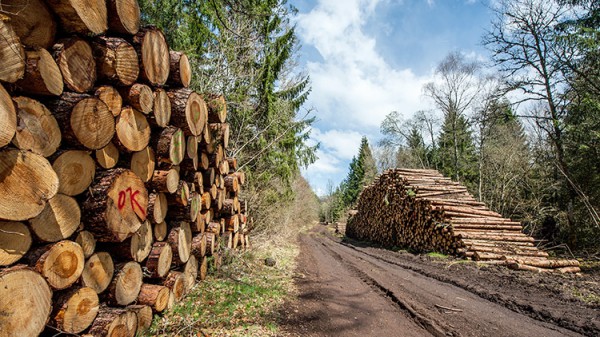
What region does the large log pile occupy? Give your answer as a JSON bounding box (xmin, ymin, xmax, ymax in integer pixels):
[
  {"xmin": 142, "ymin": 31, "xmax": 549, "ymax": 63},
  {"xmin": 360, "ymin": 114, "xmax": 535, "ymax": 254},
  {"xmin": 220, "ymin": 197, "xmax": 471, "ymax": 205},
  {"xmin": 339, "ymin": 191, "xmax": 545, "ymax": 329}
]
[
  {"xmin": 0, "ymin": 2, "xmax": 250, "ymax": 336},
  {"xmin": 347, "ymin": 168, "xmax": 580, "ymax": 274}
]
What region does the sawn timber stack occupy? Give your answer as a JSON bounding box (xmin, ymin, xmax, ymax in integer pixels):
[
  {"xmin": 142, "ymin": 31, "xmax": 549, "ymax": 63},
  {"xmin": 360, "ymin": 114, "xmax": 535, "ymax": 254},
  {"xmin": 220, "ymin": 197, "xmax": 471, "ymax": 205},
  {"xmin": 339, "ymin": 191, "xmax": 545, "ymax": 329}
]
[
  {"xmin": 0, "ymin": 1, "xmax": 251, "ymax": 336},
  {"xmin": 346, "ymin": 168, "xmax": 580, "ymax": 274}
]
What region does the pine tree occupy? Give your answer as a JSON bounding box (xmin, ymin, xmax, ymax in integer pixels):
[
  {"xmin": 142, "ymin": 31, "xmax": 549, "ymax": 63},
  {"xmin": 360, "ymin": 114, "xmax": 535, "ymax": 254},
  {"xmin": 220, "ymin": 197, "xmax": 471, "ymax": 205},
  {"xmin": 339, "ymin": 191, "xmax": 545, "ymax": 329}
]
[
  {"xmin": 359, "ymin": 137, "xmax": 378, "ymax": 186},
  {"xmin": 437, "ymin": 111, "xmax": 478, "ymax": 188}
]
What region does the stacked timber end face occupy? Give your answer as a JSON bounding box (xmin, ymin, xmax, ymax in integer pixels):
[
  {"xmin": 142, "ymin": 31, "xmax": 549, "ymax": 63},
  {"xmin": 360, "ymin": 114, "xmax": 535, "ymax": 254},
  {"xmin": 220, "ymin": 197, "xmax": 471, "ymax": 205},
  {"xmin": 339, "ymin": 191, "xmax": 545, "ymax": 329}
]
[
  {"xmin": 0, "ymin": 1, "xmax": 251, "ymax": 337},
  {"xmin": 346, "ymin": 168, "xmax": 581, "ymax": 274}
]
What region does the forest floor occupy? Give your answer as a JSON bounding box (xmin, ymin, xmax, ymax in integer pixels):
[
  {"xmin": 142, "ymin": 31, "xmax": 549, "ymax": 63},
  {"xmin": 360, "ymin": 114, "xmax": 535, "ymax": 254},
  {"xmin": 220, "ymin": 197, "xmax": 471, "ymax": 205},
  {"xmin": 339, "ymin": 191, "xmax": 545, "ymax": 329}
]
[{"xmin": 279, "ymin": 223, "xmax": 600, "ymax": 337}]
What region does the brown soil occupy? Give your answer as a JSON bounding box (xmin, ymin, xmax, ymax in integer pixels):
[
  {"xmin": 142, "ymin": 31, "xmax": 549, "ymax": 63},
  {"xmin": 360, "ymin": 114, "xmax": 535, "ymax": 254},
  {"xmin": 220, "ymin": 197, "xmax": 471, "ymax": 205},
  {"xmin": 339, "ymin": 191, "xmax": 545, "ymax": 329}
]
[{"xmin": 279, "ymin": 224, "xmax": 600, "ymax": 337}]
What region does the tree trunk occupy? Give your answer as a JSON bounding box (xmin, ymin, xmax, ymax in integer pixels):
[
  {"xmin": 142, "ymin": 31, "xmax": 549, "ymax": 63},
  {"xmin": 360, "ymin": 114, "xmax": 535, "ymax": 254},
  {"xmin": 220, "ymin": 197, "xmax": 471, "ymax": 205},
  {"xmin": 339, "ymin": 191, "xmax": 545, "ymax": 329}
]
[
  {"xmin": 0, "ymin": 221, "xmax": 32, "ymax": 266},
  {"xmin": 0, "ymin": 148, "xmax": 59, "ymax": 221},
  {"xmin": 15, "ymin": 48, "xmax": 63, "ymax": 96},
  {"xmin": 0, "ymin": 17, "xmax": 25, "ymax": 83},
  {"xmin": 52, "ymin": 150, "xmax": 96, "ymax": 196},
  {"xmin": 152, "ymin": 88, "xmax": 171, "ymax": 127},
  {"xmin": 29, "ymin": 193, "xmax": 80, "ymax": 243},
  {"xmin": 49, "ymin": 92, "xmax": 114, "ymax": 150},
  {"xmin": 168, "ymin": 51, "xmax": 191, "ymax": 87},
  {"xmin": 82, "ymin": 168, "xmax": 148, "ymax": 242},
  {"xmin": 93, "ymin": 36, "xmax": 139, "ymax": 86},
  {"xmin": 168, "ymin": 221, "xmax": 192, "ymax": 264},
  {"xmin": 145, "ymin": 241, "xmax": 172, "ymax": 278},
  {"xmin": 132, "ymin": 27, "xmax": 170, "ymax": 86},
  {"xmin": 148, "ymin": 168, "xmax": 180, "ymax": 193},
  {"xmin": 1, "ymin": 0, "xmax": 56, "ymax": 49},
  {"xmin": 119, "ymin": 83, "xmax": 153, "ymax": 114},
  {"xmin": 50, "ymin": 287, "xmax": 99, "ymax": 333},
  {"xmin": 24, "ymin": 240, "xmax": 85, "ymax": 290},
  {"xmin": 75, "ymin": 230, "xmax": 96, "ymax": 258},
  {"xmin": 45, "ymin": 0, "xmax": 107, "ymax": 35},
  {"xmin": 153, "ymin": 126, "xmax": 185, "ymax": 166},
  {"xmin": 96, "ymin": 142, "xmax": 120, "ymax": 169},
  {"xmin": 105, "ymin": 261, "xmax": 143, "ymax": 306},
  {"xmin": 95, "ymin": 85, "xmax": 122, "ymax": 117},
  {"xmin": 168, "ymin": 88, "xmax": 207, "ymax": 137},
  {"xmin": 0, "ymin": 265, "xmax": 52, "ymax": 337},
  {"xmin": 114, "ymin": 107, "xmax": 151, "ymax": 152},
  {"xmin": 106, "ymin": 0, "xmax": 140, "ymax": 35},
  {"xmin": 53, "ymin": 38, "xmax": 96, "ymax": 93},
  {"xmin": 88, "ymin": 307, "xmax": 137, "ymax": 337},
  {"xmin": 136, "ymin": 284, "xmax": 169, "ymax": 313},
  {"xmin": 131, "ymin": 146, "xmax": 156, "ymax": 182},
  {"xmin": 80, "ymin": 252, "xmax": 114, "ymax": 294},
  {"xmin": 11, "ymin": 96, "xmax": 61, "ymax": 157}
]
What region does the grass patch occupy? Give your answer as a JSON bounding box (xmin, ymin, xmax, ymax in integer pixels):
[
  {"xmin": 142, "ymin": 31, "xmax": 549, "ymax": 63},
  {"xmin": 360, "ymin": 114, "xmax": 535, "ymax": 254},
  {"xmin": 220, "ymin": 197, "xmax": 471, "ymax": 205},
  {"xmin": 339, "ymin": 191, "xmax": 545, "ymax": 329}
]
[
  {"xmin": 426, "ymin": 252, "xmax": 449, "ymax": 259},
  {"xmin": 147, "ymin": 241, "xmax": 299, "ymax": 336},
  {"xmin": 572, "ymin": 287, "xmax": 600, "ymax": 305}
]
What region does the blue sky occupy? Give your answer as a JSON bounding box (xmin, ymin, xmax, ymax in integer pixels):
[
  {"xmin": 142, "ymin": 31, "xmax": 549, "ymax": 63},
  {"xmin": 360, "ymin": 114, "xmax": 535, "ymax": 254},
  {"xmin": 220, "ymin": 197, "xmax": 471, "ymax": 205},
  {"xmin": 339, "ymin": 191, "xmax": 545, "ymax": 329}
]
[{"xmin": 291, "ymin": 0, "xmax": 494, "ymax": 195}]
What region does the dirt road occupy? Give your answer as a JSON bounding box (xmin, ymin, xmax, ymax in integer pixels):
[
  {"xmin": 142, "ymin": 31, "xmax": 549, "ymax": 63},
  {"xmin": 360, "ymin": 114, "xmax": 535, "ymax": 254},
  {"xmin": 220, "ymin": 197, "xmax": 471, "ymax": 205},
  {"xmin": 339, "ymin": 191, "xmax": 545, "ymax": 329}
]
[{"xmin": 280, "ymin": 224, "xmax": 599, "ymax": 336}]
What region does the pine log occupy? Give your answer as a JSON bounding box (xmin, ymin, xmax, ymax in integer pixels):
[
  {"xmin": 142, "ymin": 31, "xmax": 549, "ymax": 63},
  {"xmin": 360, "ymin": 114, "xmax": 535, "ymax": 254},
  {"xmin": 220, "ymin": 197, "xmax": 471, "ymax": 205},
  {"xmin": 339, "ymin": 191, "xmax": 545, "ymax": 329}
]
[
  {"xmin": 93, "ymin": 36, "xmax": 138, "ymax": 86},
  {"xmin": 82, "ymin": 168, "xmax": 148, "ymax": 242},
  {"xmin": 147, "ymin": 192, "xmax": 168, "ymax": 224},
  {"xmin": 201, "ymin": 192, "xmax": 212, "ymax": 211},
  {"xmin": 105, "ymin": 261, "xmax": 143, "ymax": 306},
  {"xmin": 205, "ymin": 232, "xmax": 216, "ymax": 256},
  {"xmin": 154, "ymin": 221, "xmax": 167, "ymax": 241},
  {"xmin": 45, "ymin": 0, "xmax": 107, "ymax": 35},
  {"xmin": 153, "ymin": 125, "xmax": 185, "ymax": 166},
  {"xmin": 0, "ymin": 148, "xmax": 58, "ymax": 220},
  {"xmin": 149, "ymin": 168, "xmax": 180, "ymax": 193},
  {"xmin": 145, "ymin": 241, "xmax": 172, "ymax": 278},
  {"xmin": 152, "ymin": 88, "xmax": 171, "ymax": 127},
  {"xmin": 88, "ymin": 307, "xmax": 137, "ymax": 337},
  {"xmin": 131, "ymin": 146, "xmax": 155, "ymax": 182},
  {"xmin": 183, "ymin": 255, "xmax": 198, "ymax": 292},
  {"xmin": 208, "ymin": 123, "xmax": 229, "ymax": 149},
  {"xmin": 0, "ymin": 84, "xmax": 16, "ymax": 148},
  {"xmin": 110, "ymin": 220, "xmax": 153, "ymax": 262},
  {"xmin": 203, "ymin": 167, "xmax": 215, "ymax": 187},
  {"xmin": 511, "ymin": 259, "xmax": 580, "ymax": 269},
  {"xmin": 106, "ymin": 0, "xmax": 140, "ymax": 35},
  {"xmin": 224, "ymin": 215, "xmax": 239, "ymax": 233},
  {"xmin": 15, "ymin": 48, "xmax": 63, "ymax": 96},
  {"xmin": 191, "ymin": 233, "xmax": 207, "ymax": 258},
  {"xmin": 168, "ymin": 221, "xmax": 192, "ymax": 264},
  {"xmin": 187, "ymin": 135, "xmax": 198, "ymax": 162},
  {"xmin": 127, "ymin": 304, "xmax": 152, "ymax": 334},
  {"xmin": 199, "ymin": 255, "xmax": 208, "ymax": 281},
  {"xmin": 166, "ymin": 180, "xmax": 190, "ymax": 207},
  {"xmin": 203, "ymin": 93, "xmax": 227, "ymax": 123},
  {"xmin": 52, "ymin": 150, "xmax": 96, "ymax": 196},
  {"xmin": 233, "ymin": 171, "xmax": 246, "ymax": 185},
  {"xmin": 29, "ymin": 193, "xmax": 80, "ymax": 243},
  {"xmin": 133, "ymin": 26, "xmax": 170, "ymax": 86},
  {"xmin": 0, "ymin": 221, "xmax": 32, "ymax": 266},
  {"xmin": 0, "ymin": 17, "xmax": 25, "ymax": 83},
  {"xmin": 25, "ymin": 240, "xmax": 85, "ymax": 290},
  {"xmin": 81, "ymin": 252, "xmax": 114, "ymax": 294},
  {"xmin": 224, "ymin": 174, "xmax": 239, "ymax": 193},
  {"xmin": 76, "ymin": 230, "xmax": 96, "ymax": 258},
  {"xmin": 115, "ymin": 107, "xmax": 151, "ymax": 152},
  {"xmin": 50, "ymin": 287, "xmax": 99, "ymax": 333},
  {"xmin": 136, "ymin": 284, "xmax": 169, "ymax": 312},
  {"xmin": 168, "ymin": 88, "xmax": 207, "ymax": 137},
  {"xmin": 1, "ymin": 0, "xmax": 56, "ymax": 49},
  {"xmin": 200, "ymin": 151, "xmax": 210, "ymax": 170},
  {"xmin": 168, "ymin": 51, "xmax": 192, "ymax": 87},
  {"xmin": 96, "ymin": 142, "xmax": 120, "ymax": 169},
  {"xmin": 53, "ymin": 37, "xmax": 96, "ymax": 93},
  {"xmin": 222, "ymin": 198, "xmax": 237, "ymax": 215},
  {"xmin": 221, "ymin": 231, "xmax": 233, "ymax": 249},
  {"xmin": 49, "ymin": 92, "xmax": 114, "ymax": 149},
  {"xmin": 95, "ymin": 85, "xmax": 122, "ymax": 117},
  {"xmin": 0, "ymin": 265, "xmax": 52, "ymax": 337},
  {"xmin": 226, "ymin": 157, "xmax": 238, "ymax": 172},
  {"xmin": 162, "ymin": 271, "xmax": 186, "ymax": 302},
  {"xmin": 120, "ymin": 83, "xmax": 153, "ymax": 114},
  {"xmin": 11, "ymin": 96, "xmax": 61, "ymax": 156}
]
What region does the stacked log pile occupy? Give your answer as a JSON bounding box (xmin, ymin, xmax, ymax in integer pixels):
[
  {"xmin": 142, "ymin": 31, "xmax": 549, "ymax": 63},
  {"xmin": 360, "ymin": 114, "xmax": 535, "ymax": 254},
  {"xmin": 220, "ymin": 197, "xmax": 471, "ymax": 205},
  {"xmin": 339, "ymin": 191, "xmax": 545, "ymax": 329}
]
[
  {"xmin": 347, "ymin": 168, "xmax": 580, "ymax": 274},
  {"xmin": 0, "ymin": 1, "xmax": 250, "ymax": 336}
]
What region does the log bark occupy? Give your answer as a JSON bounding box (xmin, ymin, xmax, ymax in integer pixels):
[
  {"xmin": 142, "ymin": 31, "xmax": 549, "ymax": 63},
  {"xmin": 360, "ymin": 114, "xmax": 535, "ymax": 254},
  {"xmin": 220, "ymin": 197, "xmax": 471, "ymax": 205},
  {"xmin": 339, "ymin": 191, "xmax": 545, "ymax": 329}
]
[
  {"xmin": 115, "ymin": 107, "xmax": 151, "ymax": 152},
  {"xmin": 15, "ymin": 48, "xmax": 63, "ymax": 96},
  {"xmin": 147, "ymin": 192, "xmax": 168, "ymax": 224},
  {"xmin": 119, "ymin": 83, "xmax": 153, "ymax": 114},
  {"xmin": 45, "ymin": 0, "xmax": 107, "ymax": 35},
  {"xmin": 208, "ymin": 123, "xmax": 229, "ymax": 149},
  {"xmin": 24, "ymin": 240, "xmax": 85, "ymax": 290},
  {"xmin": 50, "ymin": 287, "xmax": 99, "ymax": 333},
  {"xmin": 52, "ymin": 150, "xmax": 96, "ymax": 196},
  {"xmin": 82, "ymin": 168, "xmax": 148, "ymax": 242},
  {"xmin": 0, "ymin": 221, "xmax": 32, "ymax": 266},
  {"xmin": 110, "ymin": 220, "xmax": 153, "ymax": 262},
  {"xmin": 106, "ymin": 0, "xmax": 140, "ymax": 35},
  {"xmin": 168, "ymin": 221, "xmax": 192, "ymax": 264},
  {"xmin": 76, "ymin": 230, "xmax": 96, "ymax": 258},
  {"xmin": 199, "ymin": 255, "xmax": 208, "ymax": 281},
  {"xmin": 93, "ymin": 36, "xmax": 138, "ymax": 86},
  {"xmin": 80, "ymin": 252, "xmax": 114, "ymax": 294},
  {"xmin": 162, "ymin": 270, "xmax": 186, "ymax": 302},
  {"xmin": 168, "ymin": 51, "xmax": 191, "ymax": 87},
  {"xmin": 96, "ymin": 142, "xmax": 120, "ymax": 169},
  {"xmin": 127, "ymin": 304, "xmax": 152, "ymax": 334},
  {"xmin": 203, "ymin": 93, "xmax": 227, "ymax": 123},
  {"xmin": 0, "ymin": 17, "xmax": 25, "ymax": 83},
  {"xmin": 191, "ymin": 233, "xmax": 207, "ymax": 258},
  {"xmin": 153, "ymin": 125, "xmax": 185, "ymax": 166},
  {"xmin": 136, "ymin": 284, "xmax": 169, "ymax": 312},
  {"xmin": 168, "ymin": 88, "xmax": 207, "ymax": 137},
  {"xmin": 0, "ymin": 265, "xmax": 52, "ymax": 337},
  {"xmin": 0, "ymin": 84, "xmax": 16, "ymax": 148},
  {"xmin": 1, "ymin": 0, "xmax": 56, "ymax": 49},
  {"xmin": 95, "ymin": 85, "xmax": 122, "ymax": 117},
  {"xmin": 105, "ymin": 261, "xmax": 143, "ymax": 306},
  {"xmin": 149, "ymin": 168, "xmax": 180, "ymax": 194},
  {"xmin": 49, "ymin": 92, "xmax": 114, "ymax": 149},
  {"xmin": 29, "ymin": 193, "xmax": 80, "ymax": 243},
  {"xmin": 53, "ymin": 37, "xmax": 96, "ymax": 93},
  {"xmin": 88, "ymin": 307, "xmax": 137, "ymax": 337},
  {"xmin": 0, "ymin": 148, "xmax": 59, "ymax": 221},
  {"xmin": 145, "ymin": 241, "xmax": 172, "ymax": 278},
  {"xmin": 131, "ymin": 146, "xmax": 155, "ymax": 182},
  {"xmin": 11, "ymin": 96, "xmax": 61, "ymax": 157},
  {"xmin": 132, "ymin": 27, "xmax": 170, "ymax": 86}
]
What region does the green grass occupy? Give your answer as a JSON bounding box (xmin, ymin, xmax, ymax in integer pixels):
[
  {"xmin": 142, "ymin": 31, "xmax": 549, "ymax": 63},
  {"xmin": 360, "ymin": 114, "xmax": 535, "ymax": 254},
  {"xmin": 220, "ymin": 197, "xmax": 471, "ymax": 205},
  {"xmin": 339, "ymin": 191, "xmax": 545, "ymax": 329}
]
[
  {"xmin": 147, "ymin": 242, "xmax": 299, "ymax": 336},
  {"xmin": 571, "ymin": 287, "xmax": 600, "ymax": 305},
  {"xmin": 426, "ymin": 252, "xmax": 449, "ymax": 259}
]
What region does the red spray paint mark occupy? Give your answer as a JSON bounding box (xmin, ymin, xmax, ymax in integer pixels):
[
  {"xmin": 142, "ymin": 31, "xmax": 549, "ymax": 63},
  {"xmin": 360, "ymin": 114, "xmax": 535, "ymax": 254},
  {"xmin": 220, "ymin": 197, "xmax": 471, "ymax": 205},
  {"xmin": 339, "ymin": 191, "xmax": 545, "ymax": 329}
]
[{"xmin": 117, "ymin": 187, "xmax": 147, "ymax": 216}]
